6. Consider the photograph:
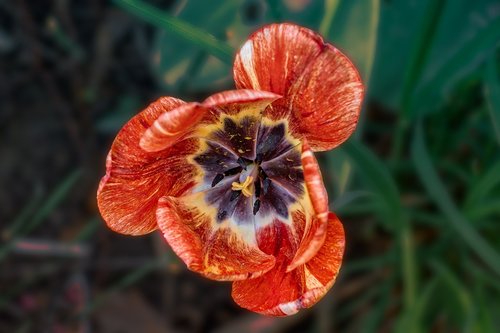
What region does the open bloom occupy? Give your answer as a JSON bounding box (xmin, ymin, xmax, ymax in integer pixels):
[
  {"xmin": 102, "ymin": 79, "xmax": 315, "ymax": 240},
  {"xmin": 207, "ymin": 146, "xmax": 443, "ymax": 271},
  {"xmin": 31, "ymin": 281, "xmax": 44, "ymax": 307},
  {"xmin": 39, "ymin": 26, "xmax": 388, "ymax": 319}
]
[{"xmin": 97, "ymin": 23, "xmax": 363, "ymax": 316}]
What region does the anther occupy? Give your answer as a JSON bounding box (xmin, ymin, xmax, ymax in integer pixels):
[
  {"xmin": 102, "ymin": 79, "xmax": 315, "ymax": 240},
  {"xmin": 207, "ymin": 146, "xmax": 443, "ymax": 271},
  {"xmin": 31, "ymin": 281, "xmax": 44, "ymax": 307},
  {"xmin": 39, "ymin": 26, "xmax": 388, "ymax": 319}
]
[
  {"xmin": 217, "ymin": 210, "xmax": 228, "ymax": 220},
  {"xmin": 211, "ymin": 173, "xmax": 224, "ymax": 187},
  {"xmin": 255, "ymin": 153, "xmax": 263, "ymax": 164},
  {"xmin": 224, "ymin": 166, "xmax": 242, "ymax": 176},
  {"xmin": 258, "ymin": 167, "xmax": 268, "ymax": 179},
  {"xmin": 254, "ymin": 180, "xmax": 261, "ymax": 197},
  {"xmin": 262, "ymin": 178, "xmax": 271, "ymax": 195},
  {"xmin": 230, "ymin": 190, "xmax": 241, "ymax": 202},
  {"xmin": 253, "ymin": 199, "xmax": 261, "ymax": 215}
]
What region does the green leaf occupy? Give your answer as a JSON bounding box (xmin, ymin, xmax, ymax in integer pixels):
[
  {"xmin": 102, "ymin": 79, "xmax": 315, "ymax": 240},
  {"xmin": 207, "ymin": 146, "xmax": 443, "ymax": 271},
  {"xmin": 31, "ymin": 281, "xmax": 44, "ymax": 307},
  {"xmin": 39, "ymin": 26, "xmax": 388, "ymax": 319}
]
[
  {"xmin": 391, "ymin": 0, "xmax": 446, "ymax": 159},
  {"xmin": 413, "ymin": 10, "xmax": 500, "ymax": 117},
  {"xmin": 411, "ymin": 121, "xmax": 500, "ymax": 276},
  {"xmin": 465, "ymin": 160, "xmax": 500, "ymax": 210},
  {"xmin": 113, "ymin": 0, "xmax": 234, "ymax": 64},
  {"xmin": 431, "ymin": 260, "xmax": 472, "ymax": 317},
  {"xmin": 342, "ymin": 140, "xmax": 403, "ymax": 226},
  {"xmin": 151, "ymin": 0, "xmax": 244, "ymax": 91},
  {"xmin": 342, "ymin": 140, "xmax": 417, "ymax": 309},
  {"xmin": 484, "ymin": 54, "xmax": 500, "ymax": 145}
]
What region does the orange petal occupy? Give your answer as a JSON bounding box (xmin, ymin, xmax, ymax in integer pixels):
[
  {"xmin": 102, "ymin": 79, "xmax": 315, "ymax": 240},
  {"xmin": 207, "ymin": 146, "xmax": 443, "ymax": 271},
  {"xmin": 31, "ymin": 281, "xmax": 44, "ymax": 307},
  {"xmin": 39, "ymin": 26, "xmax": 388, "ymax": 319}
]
[
  {"xmin": 156, "ymin": 195, "xmax": 276, "ymax": 281},
  {"xmin": 233, "ymin": 23, "xmax": 364, "ymax": 151},
  {"xmin": 97, "ymin": 97, "xmax": 199, "ymax": 235},
  {"xmin": 140, "ymin": 102, "xmax": 208, "ymax": 152},
  {"xmin": 231, "ymin": 213, "xmax": 345, "ymax": 316},
  {"xmin": 287, "ymin": 44, "xmax": 364, "ymax": 151}
]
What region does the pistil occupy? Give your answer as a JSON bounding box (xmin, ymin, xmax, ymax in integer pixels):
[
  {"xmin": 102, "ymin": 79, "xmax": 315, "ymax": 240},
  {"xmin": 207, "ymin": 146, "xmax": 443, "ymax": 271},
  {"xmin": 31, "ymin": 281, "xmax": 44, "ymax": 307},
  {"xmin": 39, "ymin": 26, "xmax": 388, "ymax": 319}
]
[{"xmin": 231, "ymin": 176, "xmax": 254, "ymax": 197}]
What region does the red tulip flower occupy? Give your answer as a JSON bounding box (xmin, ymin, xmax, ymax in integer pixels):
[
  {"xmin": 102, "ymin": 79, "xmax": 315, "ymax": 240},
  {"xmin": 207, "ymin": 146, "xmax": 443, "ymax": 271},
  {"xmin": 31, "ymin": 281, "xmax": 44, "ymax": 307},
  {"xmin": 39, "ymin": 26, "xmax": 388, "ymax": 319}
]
[{"xmin": 97, "ymin": 23, "xmax": 364, "ymax": 316}]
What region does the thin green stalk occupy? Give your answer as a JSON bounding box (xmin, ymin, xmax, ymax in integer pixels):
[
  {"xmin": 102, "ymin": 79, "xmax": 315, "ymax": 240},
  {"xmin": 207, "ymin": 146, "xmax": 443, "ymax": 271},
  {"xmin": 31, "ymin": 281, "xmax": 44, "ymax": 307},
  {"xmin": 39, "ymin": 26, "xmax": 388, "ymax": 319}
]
[
  {"xmin": 484, "ymin": 55, "xmax": 500, "ymax": 145},
  {"xmin": 80, "ymin": 253, "xmax": 171, "ymax": 315},
  {"xmin": 113, "ymin": 0, "xmax": 234, "ymax": 64},
  {"xmin": 0, "ymin": 170, "xmax": 82, "ymax": 262},
  {"xmin": 319, "ymin": 0, "xmax": 340, "ymax": 36},
  {"xmin": 401, "ymin": 224, "xmax": 417, "ymax": 310}
]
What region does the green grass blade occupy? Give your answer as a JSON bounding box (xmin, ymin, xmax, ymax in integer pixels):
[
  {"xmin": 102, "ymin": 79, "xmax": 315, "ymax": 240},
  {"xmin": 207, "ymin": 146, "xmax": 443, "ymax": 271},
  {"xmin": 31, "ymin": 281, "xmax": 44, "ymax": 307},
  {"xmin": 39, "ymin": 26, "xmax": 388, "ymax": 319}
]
[
  {"xmin": 81, "ymin": 252, "xmax": 171, "ymax": 315},
  {"xmin": 4, "ymin": 189, "xmax": 43, "ymax": 238},
  {"xmin": 363, "ymin": 0, "xmax": 380, "ymax": 87},
  {"xmin": 411, "ymin": 122, "xmax": 500, "ymax": 276},
  {"xmin": 484, "ymin": 55, "xmax": 500, "ymax": 145},
  {"xmin": 113, "ymin": 0, "xmax": 234, "ymax": 64},
  {"xmin": 319, "ymin": 0, "xmax": 340, "ymax": 36},
  {"xmin": 414, "ymin": 16, "xmax": 500, "ymax": 117},
  {"xmin": 0, "ymin": 170, "xmax": 82, "ymax": 262},
  {"xmin": 342, "ymin": 140, "xmax": 416, "ymax": 309},
  {"xmin": 430, "ymin": 260, "xmax": 471, "ymax": 316},
  {"xmin": 392, "ymin": 0, "xmax": 447, "ymax": 159},
  {"xmin": 401, "ymin": 0, "xmax": 446, "ymax": 113},
  {"xmin": 465, "ymin": 160, "xmax": 500, "ymax": 210},
  {"xmin": 343, "ymin": 140, "xmax": 403, "ymax": 225}
]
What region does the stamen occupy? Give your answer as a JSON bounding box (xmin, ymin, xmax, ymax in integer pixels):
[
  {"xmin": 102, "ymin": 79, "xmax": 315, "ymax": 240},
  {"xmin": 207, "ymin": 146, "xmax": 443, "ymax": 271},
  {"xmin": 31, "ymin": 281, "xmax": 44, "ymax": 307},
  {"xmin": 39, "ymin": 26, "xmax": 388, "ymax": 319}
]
[
  {"xmin": 211, "ymin": 173, "xmax": 224, "ymax": 187},
  {"xmin": 217, "ymin": 209, "xmax": 227, "ymax": 220},
  {"xmin": 224, "ymin": 166, "xmax": 242, "ymax": 176},
  {"xmin": 258, "ymin": 167, "xmax": 268, "ymax": 179},
  {"xmin": 231, "ymin": 176, "xmax": 254, "ymax": 197},
  {"xmin": 255, "ymin": 153, "xmax": 263, "ymax": 164},
  {"xmin": 253, "ymin": 199, "xmax": 261, "ymax": 215},
  {"xmin": 230, "ymin": 190, "xmax": 241, "ymax": 202},
  {"xmin": 262, "ymin": 178, "xmax": 271, "ymax": 195},
  {"xmin": 254, "ymin": 180, "xmax": 261, "ymax": 197}
]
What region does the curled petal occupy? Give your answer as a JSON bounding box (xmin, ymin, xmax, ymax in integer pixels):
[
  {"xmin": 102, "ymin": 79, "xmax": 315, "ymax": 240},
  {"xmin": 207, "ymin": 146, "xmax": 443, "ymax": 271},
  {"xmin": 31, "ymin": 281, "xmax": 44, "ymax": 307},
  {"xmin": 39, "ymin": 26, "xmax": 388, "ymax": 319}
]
[
  {"xmin": 140, "ymin": 101, "xmax": 208, "ymax": 152},
  {"xmin": 301, "ymin": 140, "xmax": 328, "ymax": 223},
  {"xmin": 233, "ymin": 23, "xmax": 364, "ymax": 151},
  {"xmin": 286, "ymin": 140, "xmax": 329, "ymax": 272},
  {"xmin": 157, "ymin": 195, "xmax": 276, "ymax": 281},
  {"xmin": 203, "ymin": 89, "xmax": 281, "ymax": 109},
  {"xmin": 97, "ymin": 96, "xmax": 199, "ymax": 235},
  {"xmin": 232, "ymin": 213, "xmax": 345, "ymax": 316}
]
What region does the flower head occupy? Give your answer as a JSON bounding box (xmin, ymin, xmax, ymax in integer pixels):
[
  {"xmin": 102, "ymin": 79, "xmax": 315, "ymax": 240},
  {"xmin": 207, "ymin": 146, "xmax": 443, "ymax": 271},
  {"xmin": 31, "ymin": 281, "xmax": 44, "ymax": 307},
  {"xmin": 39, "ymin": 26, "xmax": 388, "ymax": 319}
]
[{"xmin": 97, "ymin": 23, "xmax": 363, "ymax": 316}]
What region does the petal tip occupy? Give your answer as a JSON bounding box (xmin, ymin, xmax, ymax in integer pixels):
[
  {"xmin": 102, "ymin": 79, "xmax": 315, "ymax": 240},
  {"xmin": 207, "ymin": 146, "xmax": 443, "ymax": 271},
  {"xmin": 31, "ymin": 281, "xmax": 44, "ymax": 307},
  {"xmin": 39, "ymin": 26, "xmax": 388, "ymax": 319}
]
[{"xmin": 140, "ymin": 102, "xmax": 206, "ymax": 153}]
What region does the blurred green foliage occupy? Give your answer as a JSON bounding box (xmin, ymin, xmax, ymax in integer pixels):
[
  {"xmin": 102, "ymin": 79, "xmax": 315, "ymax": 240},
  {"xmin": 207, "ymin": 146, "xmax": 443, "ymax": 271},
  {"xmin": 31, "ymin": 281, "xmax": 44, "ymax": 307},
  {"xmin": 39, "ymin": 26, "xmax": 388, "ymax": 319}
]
[{"xmin": 4, "ymin": 0, "xmax": 499, "ymax": 331}]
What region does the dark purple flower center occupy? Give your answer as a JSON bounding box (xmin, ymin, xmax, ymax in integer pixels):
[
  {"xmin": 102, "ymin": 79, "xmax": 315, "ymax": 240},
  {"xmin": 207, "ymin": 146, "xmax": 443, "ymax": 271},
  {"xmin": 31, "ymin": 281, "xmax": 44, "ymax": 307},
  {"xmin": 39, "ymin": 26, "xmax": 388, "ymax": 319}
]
[{"xmin": 193, "ymin": 115, "xmax": 304, "ymax": 224}]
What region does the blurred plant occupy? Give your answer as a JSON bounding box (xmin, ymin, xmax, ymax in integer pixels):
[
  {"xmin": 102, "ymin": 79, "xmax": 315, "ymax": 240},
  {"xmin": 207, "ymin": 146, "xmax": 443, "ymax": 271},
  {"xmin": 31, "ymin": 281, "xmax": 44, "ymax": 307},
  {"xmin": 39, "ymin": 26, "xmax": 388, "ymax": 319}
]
[{"xmin": 2, "ymin": 0, "xmax": 499, "ymax": 331}]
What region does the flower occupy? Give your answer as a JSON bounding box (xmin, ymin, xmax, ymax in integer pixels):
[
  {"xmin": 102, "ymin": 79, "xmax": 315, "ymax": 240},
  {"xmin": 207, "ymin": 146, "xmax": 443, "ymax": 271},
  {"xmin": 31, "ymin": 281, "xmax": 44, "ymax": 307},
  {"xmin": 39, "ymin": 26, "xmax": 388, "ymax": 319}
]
[{"xmin": 97, "ymin": 23, "xmax": 363, "ymax": 316}]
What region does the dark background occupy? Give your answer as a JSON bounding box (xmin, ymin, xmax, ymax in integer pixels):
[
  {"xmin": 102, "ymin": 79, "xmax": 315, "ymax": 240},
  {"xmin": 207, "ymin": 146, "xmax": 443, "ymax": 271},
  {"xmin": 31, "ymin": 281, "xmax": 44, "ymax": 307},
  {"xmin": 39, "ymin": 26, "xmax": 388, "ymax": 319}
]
[{"xmin": 1, "ymin": 0, "xmax": 499, "ymax": 332}]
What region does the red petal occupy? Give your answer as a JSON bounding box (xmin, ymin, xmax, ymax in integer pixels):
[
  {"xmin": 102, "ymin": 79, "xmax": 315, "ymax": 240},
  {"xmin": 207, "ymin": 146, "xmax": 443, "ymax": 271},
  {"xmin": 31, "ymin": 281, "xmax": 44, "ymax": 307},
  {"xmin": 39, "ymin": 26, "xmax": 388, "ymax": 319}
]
[
  {"xmin": 157, "ymin": 195, "xmax": 276, "ymax": 281},
  {"xmin": 234, "ymin": 24, "xmax": 323, "ymax": 98},
  {"xmin": 231, "ymin": 213, "xmax": 345, "ymax": 316},
  {"xmin": 140, "ymin": 102, "xmax": 208, "ymax": 152},
  {"xmin": 287, "ymin": 45, "xmax": 364, "ymax": 151},
  {"xmin": 233, "ymin": 23, "xmax": 364, "ymax": 151},
  {"xmin": 97, "ymin": 97, "xmax": 199, "ymax": 235}
]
